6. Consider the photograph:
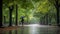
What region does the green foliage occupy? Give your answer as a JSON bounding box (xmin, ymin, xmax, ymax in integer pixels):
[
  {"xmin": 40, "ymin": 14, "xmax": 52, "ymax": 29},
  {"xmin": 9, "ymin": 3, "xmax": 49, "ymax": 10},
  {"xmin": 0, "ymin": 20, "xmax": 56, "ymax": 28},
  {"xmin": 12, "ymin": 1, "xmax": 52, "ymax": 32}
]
[{"xmin": 3, "ymin": 0, "xmax": 57, "ymax": 25}]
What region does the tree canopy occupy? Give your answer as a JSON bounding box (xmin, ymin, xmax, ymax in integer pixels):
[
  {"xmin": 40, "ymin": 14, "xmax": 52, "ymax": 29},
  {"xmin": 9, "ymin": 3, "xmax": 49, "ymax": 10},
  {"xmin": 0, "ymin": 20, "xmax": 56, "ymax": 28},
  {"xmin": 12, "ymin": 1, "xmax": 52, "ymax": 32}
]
[{"xmin": 2, "ymin": 0, "xmax": 59, "ymax": 25}]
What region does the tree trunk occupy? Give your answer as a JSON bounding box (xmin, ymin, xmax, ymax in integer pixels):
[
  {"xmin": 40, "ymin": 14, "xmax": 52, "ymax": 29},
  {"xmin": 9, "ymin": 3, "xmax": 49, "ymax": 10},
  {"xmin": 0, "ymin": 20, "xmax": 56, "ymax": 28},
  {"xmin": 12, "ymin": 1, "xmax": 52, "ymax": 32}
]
[
  {"xmin": 43, "ymin": 16, "xmax": 45, "ymax": 25},
  {"xmin": 9, "ymin": 5, "xmax": 14, "ymax": 26},
  {"xmin": 27, "ymin": 16, "xmax": 28, "ymax": 24},
  {"xmin": 4, "ymin": 16, "xmax": 6, "ymax": 24},
  {"xmin": 44, "ymin": 16, "xmax": 46, "ymax": 25},
  {"xmin": 55, "ymin": 0, "xmax": 60, "ymax": 26},
  {"xmin": 9, "ymin": 9, "xmax": 12, "ymax": 26},
  {"xmin": 0, "ymin": 0, "xmax": 3, "ymax": 27},
  {"xmin": 41, "ymin": 17, "xmax": 44, "ymax": 25},
  {"xmin": 44, "ymin": 15, "xmax": 46, "ymax": 25},
  {"xmin": 40, "ymin": 17, "xmax": 42, "ymax": 25},
  {"xmin": 45, "ymin": 14, "xmax": 48, "ymax": 25},
  {"xmin": 16, "ymin": 5, "xmax": 18, "ymax": 25}
]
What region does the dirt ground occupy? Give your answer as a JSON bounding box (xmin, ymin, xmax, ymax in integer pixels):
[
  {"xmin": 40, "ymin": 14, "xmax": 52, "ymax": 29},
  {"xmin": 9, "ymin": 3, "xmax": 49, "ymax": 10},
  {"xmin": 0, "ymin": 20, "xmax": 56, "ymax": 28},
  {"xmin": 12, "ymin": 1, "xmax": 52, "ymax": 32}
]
[{"xmin": 0, "ymin": 26, "xmax": 20, "ymax": 31}]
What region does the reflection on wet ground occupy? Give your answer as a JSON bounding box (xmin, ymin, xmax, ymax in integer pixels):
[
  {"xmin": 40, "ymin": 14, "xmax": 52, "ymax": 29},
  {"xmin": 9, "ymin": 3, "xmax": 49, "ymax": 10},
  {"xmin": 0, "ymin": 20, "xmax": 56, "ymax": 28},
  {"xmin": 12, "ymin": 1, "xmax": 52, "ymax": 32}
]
[{"xmin": 0, "ymin": 24, "xmax": 60, "ymax": 34}]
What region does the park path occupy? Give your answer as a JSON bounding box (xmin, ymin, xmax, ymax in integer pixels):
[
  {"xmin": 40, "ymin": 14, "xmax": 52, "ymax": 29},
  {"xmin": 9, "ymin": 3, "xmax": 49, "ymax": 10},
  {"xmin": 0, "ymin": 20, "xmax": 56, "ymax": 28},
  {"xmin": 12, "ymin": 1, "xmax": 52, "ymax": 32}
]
[{"xmin": 0, "ymin": 24, "xmax": 60, "ymax": 34}]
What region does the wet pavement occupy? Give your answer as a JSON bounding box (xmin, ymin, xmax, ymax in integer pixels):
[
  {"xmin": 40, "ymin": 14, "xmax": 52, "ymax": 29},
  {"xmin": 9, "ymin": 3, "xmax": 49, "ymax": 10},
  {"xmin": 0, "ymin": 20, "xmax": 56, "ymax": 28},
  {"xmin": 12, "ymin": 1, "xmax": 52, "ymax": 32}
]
[{"xmin": 0, "ymin": 24, "xmax": 60, "ymax": 34}]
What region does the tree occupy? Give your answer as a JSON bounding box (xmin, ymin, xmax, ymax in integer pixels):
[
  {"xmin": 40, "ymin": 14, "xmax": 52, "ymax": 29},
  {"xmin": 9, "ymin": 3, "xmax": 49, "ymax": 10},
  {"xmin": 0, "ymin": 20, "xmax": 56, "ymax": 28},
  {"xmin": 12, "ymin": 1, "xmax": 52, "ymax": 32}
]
[
  {"xmin": 15, "ymin": 4, "xmax": 18, "ymax": 25},
  {"xmin": 9, "ymin": 5, "xmax": 14, "ymax": 26},
  {"xmin": 48, "ymin": 0, "xmax": 60, "ymax": 26},
  {"xmin": 55, "ymin": 0, "xmax": 60, "ymax": 26},
  {"xmin": 0, "ymin": 0, "xmax": 3, "ymax": 27},
  {"xmin": 2, "ymin": 0, "xmax": 59, "ymax": 25}
]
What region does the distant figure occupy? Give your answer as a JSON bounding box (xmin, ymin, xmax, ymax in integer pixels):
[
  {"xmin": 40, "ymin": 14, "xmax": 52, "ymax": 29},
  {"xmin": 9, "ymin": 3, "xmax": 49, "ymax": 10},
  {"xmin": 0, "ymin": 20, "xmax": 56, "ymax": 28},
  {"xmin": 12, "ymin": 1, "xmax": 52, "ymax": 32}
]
[{"xmin": 21, "ymin": 16, "xmax": 24, "ymax": 25}]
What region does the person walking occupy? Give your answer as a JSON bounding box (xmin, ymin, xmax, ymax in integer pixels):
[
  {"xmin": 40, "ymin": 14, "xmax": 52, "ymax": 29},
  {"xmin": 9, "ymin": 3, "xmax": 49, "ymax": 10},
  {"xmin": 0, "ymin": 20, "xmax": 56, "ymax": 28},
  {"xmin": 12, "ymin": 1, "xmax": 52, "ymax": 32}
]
[{"xmin": 21, "ymin": 16, "xmax": 24, "ymax": 26}]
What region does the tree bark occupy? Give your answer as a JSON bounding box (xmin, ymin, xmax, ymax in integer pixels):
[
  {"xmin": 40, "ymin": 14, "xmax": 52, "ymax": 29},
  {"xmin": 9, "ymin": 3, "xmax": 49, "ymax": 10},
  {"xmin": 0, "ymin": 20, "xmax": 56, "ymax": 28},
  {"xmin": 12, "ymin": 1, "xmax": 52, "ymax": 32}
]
[
  {"xmin": 9, "ymin": 9, "xmax": 12, "ymax": 26},
  {"xmin": 0, "ymin": 0, "xmax": 3, "ymax": 27},
  {"xmin": 45, "ymin": 14, "xmax": 48, "ymax": 25},
  {"xmin": 16, "ymin": 5, "xmax": 18, "ymax": 25},
  {"xmin": 4, "ymin": 16, "xmax": 6, "ymax": 24},
  {"xmin": 9, "ymin": 5, "xmax": 14, "ymax": 26},
  {"xmin": 55, "ymin": 0, "xmax": 60, "ymax": 26}
]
